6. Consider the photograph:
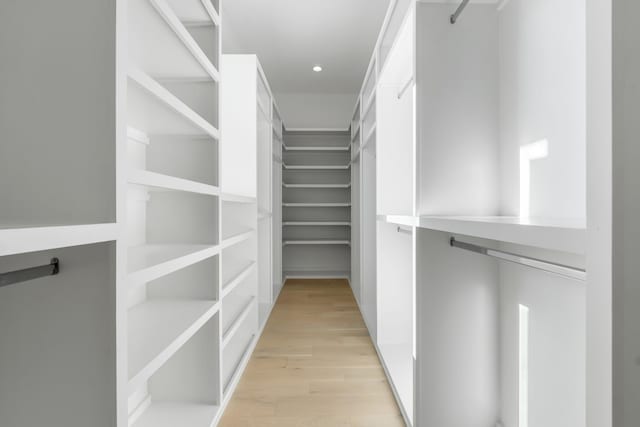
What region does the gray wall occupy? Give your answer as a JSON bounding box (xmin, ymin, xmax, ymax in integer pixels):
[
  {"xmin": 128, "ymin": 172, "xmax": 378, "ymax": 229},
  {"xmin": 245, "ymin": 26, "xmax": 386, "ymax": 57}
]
[{"xmin": 613, "ymin": 1, "xmax": 640, "ymax": 426}]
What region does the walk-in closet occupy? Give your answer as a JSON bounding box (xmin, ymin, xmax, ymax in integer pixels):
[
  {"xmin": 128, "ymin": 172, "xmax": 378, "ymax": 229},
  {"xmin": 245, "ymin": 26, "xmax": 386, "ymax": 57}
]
[{"xmin": 0, "ymin": 0, "xmax": 638, "ymax": 426}]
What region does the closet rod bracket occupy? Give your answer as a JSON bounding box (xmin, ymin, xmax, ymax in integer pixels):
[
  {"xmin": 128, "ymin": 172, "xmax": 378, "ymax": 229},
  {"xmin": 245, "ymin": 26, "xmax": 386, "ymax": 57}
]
[
  {"xmin": 450, "ymin": 0, "xmax": 471, "ymax": 24},
  {"xmin": 0, "ymin": 258, "xmax": 60, "ymax": 288}
]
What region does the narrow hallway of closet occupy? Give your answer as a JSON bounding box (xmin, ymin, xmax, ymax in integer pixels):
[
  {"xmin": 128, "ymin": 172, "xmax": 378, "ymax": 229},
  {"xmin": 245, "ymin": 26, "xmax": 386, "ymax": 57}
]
[
  {"xmin": 216, "ymin": 1, "xmax": 397, "ymax": 422},
  {"xmin": 219, "ymin": 279, "xmax": 404, "ymax": 427}
]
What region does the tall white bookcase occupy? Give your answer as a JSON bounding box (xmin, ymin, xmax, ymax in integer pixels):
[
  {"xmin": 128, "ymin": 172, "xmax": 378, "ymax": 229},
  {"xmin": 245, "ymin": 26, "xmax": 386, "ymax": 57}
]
[
  {"xmin": 125, "ymin": 0, "xmax": 226, "ymax": 425},
  {"xmin": 220, "ymin": 54, "xmax": 285, "ymax": 329}
]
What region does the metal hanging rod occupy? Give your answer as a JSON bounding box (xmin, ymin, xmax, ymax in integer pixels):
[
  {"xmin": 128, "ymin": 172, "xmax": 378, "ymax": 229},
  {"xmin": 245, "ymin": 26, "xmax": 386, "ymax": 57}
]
[
  {"xmin": 450, "ymin": 238, "xmax": 586, "ymax": 282},
  {"xmin": 0, "ymin": 258, "xmax": 60, "ymax": 288},
  {"xmin": 450, "ymin": 0, "xmax": 471, "ymax": 24}
]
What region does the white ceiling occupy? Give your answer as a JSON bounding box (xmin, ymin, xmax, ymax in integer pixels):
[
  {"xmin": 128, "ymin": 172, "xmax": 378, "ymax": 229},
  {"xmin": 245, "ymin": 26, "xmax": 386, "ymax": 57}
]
[{"xmin": 222, "ymin": 0, "xmax": 391, "ymax": 95}]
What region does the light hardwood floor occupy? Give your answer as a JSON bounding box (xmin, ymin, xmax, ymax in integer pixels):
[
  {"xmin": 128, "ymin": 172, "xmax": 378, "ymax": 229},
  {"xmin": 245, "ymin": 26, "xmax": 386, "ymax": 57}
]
[{"xmin": 219, "ymin": 279, "xmax": 406, "ymax": 427}]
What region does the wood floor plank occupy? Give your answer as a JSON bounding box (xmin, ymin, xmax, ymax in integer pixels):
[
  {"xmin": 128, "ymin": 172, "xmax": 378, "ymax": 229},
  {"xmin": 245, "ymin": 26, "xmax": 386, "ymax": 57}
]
[{"xmin": 219, "ymin": 279, "xmax": 406, "ymax": 427}]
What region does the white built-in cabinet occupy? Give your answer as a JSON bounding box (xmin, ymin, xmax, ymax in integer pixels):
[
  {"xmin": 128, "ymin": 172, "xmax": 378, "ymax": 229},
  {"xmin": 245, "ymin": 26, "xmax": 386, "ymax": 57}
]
[
  {"xmin": 350, "ymin": 0, "xmax": 628, "ymax": 426},
  {"xmin": 220, "ymin": 54, "xmax": 285, "ymax": 327},
  {"xmin": 124, "ymin": 0, "xmax": 236, "ymax": 424}
]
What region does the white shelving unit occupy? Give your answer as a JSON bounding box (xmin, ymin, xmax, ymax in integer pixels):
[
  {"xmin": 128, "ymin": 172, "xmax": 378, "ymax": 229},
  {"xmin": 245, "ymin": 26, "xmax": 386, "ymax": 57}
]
[
  {"xmin": 221, "ymin": 54, "xmax": 284, "ymax": 333},
  {"xmin": 272, "ymin": 105, "xmax": 284, "ymax": 299},
  {"xmin": 350, "ymin": 29, "xmax": 381, "ymax": 352},
  {"xmin": 124, "ymin": 1, "xmax": 224, "ymax": 425},
  {"xmin": 282, "ymin": 130, "xmax": 352, "ymax": 279},
  {"xmin": 350, "ymin": 98, "xmax": 363, "ymax": 309}
]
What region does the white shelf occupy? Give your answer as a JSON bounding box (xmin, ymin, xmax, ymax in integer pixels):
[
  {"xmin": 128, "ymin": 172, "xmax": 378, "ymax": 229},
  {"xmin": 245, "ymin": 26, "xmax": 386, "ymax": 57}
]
[
  {"xmin": 128, "ymin": 300, "xmax": 220, "ymax": 391},
  {"xmin": 283, "ymin": 240, "xmax": 351, "ymax": 246},
  {"xmin": 283, "ymin": 164, "xmax": 350, "ymax": 170},
  {"xmin": 283, "ymin": 221, "xmax": 351, "ymax": 227},
  {"xmin": 129, "ymin": 169, "xmax": 219, "ymax": 196},
  {"xmin": 362, "ymin": 90, "xmax": 376, "ymax": 116},
  {"xmin": 222, "ymin": 262, "xmax": 256, "ymax": 298},
  {"xmin": 377, "ymin": 214, "xmax": 586, "ymax": 254},
  {"xmin": 283, "ymin": 203, "xmax": 351, "ymax": 208},
  {"xmin": 128, "ymin": 67, "xmax": 219, "ymax": 139},
  {"xmin": 286, "ymin": 128, "xmax": 351, "ymax": 132},
  {"xmin": 363, "ymin": 123, "xmax": 377, "ymax": 148},
  {"xmin": 283, "ymin": 183, "xmax": 351, "ymax": 189},
  {"xmin": 377, "ymin": 214, "xmax": 420, "ymax": 227},
  {"xmin": 283, "ymin": 270, "xmax": 351, "ymax": 279},
  {"xmin": 222, "ymin": 333, "xmax": 256, "ymax": 397},
  {"xmin": 222, "ymin": 229, "xmax": 255, "ymax": 249},
  {"xmin": 132, "ymin": 403, "xmax": 220, "ymax": 427},
  {"xmin": 351, "ymin": 124, "xmax": 361, "ymax": 142},
  {"xmin": 131, "ymin": 0, "xmax": 219, "ymax": 81},
  {"xmin": 128, "ymin": 126, "xmax": 151, "ymax": 145},
  {"xmin": 273, "ymin": 126, "xmax": 283, "ymax": 141},
  {"xmin": 282, "ymin": 145, "xmax": 350, "ymax": 152},
  {"xmin": 127, "ymin": 244, "xmax": 219, "ymax": 288},
  {"xmin": 222, "ymin": 296, "xmax": 256, "ymax": 348},
  {"xmin": 418, "ymin": 216, "xmax": 587, "ymax": 254},
  {"xmin": 0, "ymin": 223, "xmax": 117, "ymax": 256},
  {"xmin": 221, "ymin": 193, "xmax": 257, "ymax": 204},
  {"xmin": 165, "ymin": 0, "xmax": 220, "ymax": 27},
  {"xmin": 351, "ymin": 148, "xmax": 361, "ymax": 163},
  {"xmin": 257, "ymin": 96, "xmax": 270, "ymax": 120}
]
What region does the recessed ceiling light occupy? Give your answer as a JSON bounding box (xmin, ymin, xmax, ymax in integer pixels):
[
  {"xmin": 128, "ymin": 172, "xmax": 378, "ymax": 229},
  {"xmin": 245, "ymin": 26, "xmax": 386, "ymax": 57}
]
[{"xmin": 313, "ymin": 65, "xmax": 323, "ymax": 73}]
